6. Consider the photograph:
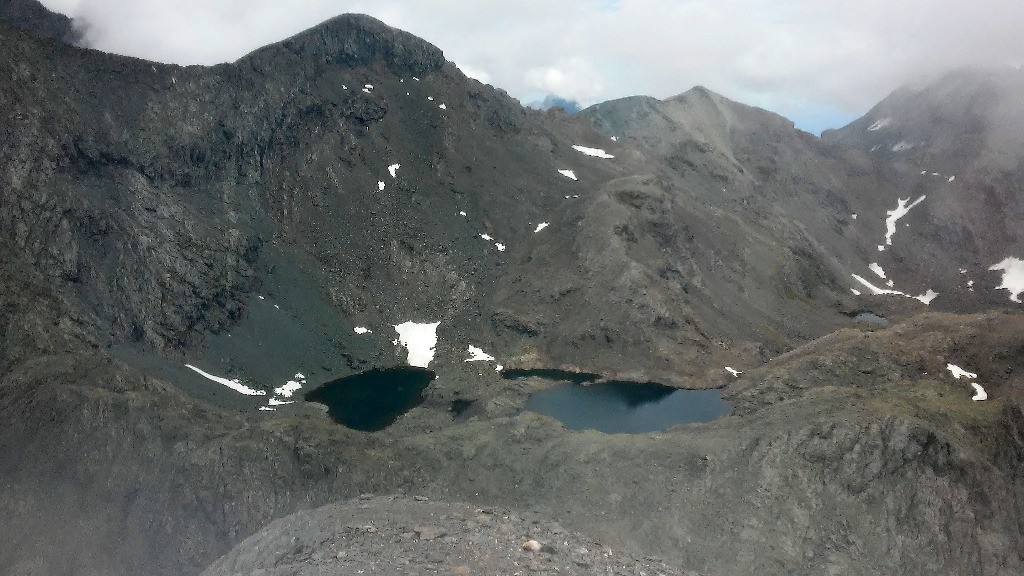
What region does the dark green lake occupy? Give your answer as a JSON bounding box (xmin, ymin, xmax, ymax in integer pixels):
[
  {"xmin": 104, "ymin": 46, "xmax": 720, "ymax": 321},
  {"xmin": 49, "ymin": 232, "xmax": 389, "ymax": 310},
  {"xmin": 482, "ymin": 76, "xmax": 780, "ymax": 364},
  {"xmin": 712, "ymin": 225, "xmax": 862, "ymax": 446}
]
[
  {"xmin": 304, "ymin": 367, "xmax": 435, "ymax": 431},
  {"xmin": 525, "ymin": 381, "xmax": 730, "ymax": 433}
]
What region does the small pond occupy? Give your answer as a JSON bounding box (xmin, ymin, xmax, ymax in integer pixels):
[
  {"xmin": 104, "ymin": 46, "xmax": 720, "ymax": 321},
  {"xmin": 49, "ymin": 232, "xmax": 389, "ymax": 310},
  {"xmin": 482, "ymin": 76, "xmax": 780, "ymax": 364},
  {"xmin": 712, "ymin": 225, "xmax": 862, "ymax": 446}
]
[
  {"xmin": 852, "ymin": 311, "xmax": 889, "ymax": 326},
  {"xmin": 525, "ymin": 381, "xmax": 730, "ymax": 434},
  {"xmin": 304, "ymin": 367, "xmax": 435, "ymax": 431}
]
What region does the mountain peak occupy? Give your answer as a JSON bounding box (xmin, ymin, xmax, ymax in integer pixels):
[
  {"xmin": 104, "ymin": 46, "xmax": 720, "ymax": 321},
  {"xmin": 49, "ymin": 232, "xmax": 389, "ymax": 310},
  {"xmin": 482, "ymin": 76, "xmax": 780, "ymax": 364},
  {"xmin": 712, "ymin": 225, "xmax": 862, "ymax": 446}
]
[{"xmin": 242, "ymin": 14, "xmax": 445, "ymax": 76}]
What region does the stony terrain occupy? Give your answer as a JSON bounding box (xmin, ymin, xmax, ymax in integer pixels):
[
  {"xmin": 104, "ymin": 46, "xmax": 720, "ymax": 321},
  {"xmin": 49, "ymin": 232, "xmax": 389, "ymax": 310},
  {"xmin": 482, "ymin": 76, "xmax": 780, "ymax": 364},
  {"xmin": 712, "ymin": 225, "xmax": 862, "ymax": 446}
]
[
  {"xmin": 202, "ymin": 495, "xmax": 687, "ymax": 576},
  {"xmin": 1, "ymin": 3, "xmax": 1023, "ymax": 576}
]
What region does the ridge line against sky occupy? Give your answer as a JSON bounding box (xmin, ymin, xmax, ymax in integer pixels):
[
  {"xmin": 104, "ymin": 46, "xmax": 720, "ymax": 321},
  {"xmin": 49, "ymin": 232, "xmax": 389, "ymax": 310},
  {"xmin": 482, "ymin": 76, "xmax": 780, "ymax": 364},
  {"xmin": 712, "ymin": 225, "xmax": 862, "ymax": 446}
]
[{"xmin": 41, "ymin": 0, "xmax": 1024, "ymax": 134}]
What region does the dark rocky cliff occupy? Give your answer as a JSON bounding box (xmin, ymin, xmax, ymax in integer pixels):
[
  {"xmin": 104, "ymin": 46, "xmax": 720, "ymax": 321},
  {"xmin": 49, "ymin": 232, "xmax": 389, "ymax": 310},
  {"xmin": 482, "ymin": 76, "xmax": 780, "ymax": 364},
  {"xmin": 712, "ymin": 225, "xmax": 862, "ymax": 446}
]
[{"xmin": 0, "ymin": 0, "xmax": 82, "ymax": 44}]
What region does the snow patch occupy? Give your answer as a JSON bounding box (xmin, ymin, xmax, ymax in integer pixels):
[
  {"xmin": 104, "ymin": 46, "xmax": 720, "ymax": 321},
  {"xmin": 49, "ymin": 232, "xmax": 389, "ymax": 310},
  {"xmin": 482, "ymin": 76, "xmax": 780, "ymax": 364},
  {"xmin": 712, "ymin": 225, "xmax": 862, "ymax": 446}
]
[
  {"xmin": 971, "ymin": 383, "xmax": 988, "ymax": 401},
  {"xmin": 535, "ymin": 222, "xmax": 549, "ymax": 233},
  {"xmin": 572, "ymin": 145, "xmax": 615, "ymax": 159},
  {"xmin": 393, "ymin": 321, "xmax": 440, "ymax": 368},
  {"xmin": 867, "ymin": 117, "xmax": 892, "ymax": 131},
  {"xmin": 480, "ymin": 233, "xmax": 493, "ymax": 241},
  {"xmin": 465, "ymin": 346, "xmax": 495, "ymax": 362},
  {"xmin": 851, "ymin": 289, "xmax": 862, "ymax": 295},
  {"xmin": 989, "ymin": 257, "xmax": 1024, "ymax": 303},
  {"xmin": 891, "ymin": 141, "xmax": 914, "ymax": 152},
  {"xmin": 495, "ymin": 243, "xmax": 506, "ymax": 252},
  {"xmin": 354, "ymin": 326, "xmax": 371, "ymax": 334},
  {"xmin": 388, "ymin": 163, "xmax": 400, "ymax": 178},
  {"xmin": 725, "ymin": 367, "xmax": 742, "ymax": 377},
  {"xmin": 946, "ymin": 363, "xmax": 978, "ymax": 380},
  {"xmin": 948, "ymin": 175, "xmax": 955, "ymax": 182},
  {"xmin": 914, "ymin": 289, "xmax": 939, "ymax": 305},
  {"xmin": 558, "ymin": 169, "xmax": 577, "ymax": 180},
  {"xmin": 274, "ymin": 378, "xmax": 304, "ymax": 398},
  {"xmin": 439, "ymin": 103, "xmax": 447, "ymax": 110},
  {"xmin": 268, "ymin": 398, "xmax": 294, "ymax": 406},
  {"xmin": 185, "ymin": 364, "xmax": 266, "ymax": 396},
  {"xmin": 378, "ymin": 181, "xmax": 386, "ymax": 191},
  {"xmin": 851, "ymin": 274, "xmax": 938, "ymax": 305},
  {"xmin": 880, "ymin": 195, "xmax": 926, "ymax": 250},
  {"xmin": 851, "ymin": 214, "xmax": 857, "ymax": 220},
  {"xmin": 852, "ymin": 275, "xmax": 901, "ymax": 296},
  {"xmin": 459, "ymin": 211, "xmax": 467, "ymax": 217},
  {"xmin": 869, "ymin": 263, "xmax": 886, "ymax": 279}
]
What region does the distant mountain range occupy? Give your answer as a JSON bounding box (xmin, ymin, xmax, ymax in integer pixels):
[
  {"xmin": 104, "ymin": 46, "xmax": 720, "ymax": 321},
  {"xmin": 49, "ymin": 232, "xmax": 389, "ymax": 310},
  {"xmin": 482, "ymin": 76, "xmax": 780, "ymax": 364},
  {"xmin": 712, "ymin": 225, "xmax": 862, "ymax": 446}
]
[{"xmin": 2, "ymin": 2, "xmax": 1023, "ymax": 575}]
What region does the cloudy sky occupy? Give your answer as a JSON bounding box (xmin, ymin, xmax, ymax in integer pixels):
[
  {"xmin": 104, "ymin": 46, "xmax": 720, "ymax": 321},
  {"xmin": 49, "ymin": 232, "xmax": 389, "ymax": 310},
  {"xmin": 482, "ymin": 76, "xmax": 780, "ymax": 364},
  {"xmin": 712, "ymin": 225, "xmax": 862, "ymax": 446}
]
[{"xmin": 42, "ymin": 0, "xmax": 1024, "ymax": 134}]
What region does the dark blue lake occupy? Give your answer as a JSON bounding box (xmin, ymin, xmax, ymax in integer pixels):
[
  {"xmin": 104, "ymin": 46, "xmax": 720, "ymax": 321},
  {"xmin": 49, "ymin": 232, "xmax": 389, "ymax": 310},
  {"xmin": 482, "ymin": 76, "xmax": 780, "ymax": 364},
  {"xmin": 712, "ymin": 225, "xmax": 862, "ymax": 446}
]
[
  {"xmin": 525, "ymin": 381, "xmax": 730, "ymax": 433},
  {"xmin": 304, "ymin": 367, "xmax": 435, "ymax": 431}
]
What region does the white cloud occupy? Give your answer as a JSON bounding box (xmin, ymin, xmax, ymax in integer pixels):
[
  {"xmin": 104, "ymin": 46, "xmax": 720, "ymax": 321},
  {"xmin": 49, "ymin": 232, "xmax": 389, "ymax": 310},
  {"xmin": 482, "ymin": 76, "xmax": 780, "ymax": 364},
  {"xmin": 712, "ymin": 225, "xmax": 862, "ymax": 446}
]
[
  {"xmin": 525, "ymin": 57, "xmax": 605, "ymax": 103},
  {"xmin": 456, "ymin": 62, "xmax": 491, "ymax": 84},
  {"xmin": 40, "ymin": 0, "xmax": 1024, "ymax": 132}
]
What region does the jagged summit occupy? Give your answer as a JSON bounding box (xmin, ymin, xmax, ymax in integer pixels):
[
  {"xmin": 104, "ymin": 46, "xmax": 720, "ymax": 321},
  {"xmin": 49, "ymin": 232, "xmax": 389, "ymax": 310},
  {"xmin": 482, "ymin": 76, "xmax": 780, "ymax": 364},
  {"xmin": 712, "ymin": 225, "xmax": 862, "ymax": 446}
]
[
  {"xmin": 241, "ymin": 13, "xmax": 445, "ymax": 76},
  {"xmin": 584, "ymin": 85, "xmax": 797, "ymax": 150},
  {"xmin": 667, "ymin": 85, "xmax": 796, "ymax": 127}
]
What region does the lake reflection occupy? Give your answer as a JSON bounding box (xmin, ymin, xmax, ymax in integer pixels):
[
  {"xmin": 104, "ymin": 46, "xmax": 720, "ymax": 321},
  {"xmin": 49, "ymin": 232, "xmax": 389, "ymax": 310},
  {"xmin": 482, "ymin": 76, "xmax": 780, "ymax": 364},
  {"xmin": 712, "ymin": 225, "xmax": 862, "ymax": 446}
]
[{"xmin": 525, "ymin": 381, "xmax": 730, "ymax": 434}]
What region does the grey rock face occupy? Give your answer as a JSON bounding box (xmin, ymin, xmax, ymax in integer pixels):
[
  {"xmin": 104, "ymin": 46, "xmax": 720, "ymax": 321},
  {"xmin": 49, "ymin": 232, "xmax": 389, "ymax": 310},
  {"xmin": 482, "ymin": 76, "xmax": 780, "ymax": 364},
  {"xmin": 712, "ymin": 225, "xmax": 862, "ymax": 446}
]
[
  {"xmin": 821, "ymin": 68, "xmax": 1024, "ymax": 298},
  {"xmin": 0, "ymin": 0, "xmax": 83, "ymax": 45}
]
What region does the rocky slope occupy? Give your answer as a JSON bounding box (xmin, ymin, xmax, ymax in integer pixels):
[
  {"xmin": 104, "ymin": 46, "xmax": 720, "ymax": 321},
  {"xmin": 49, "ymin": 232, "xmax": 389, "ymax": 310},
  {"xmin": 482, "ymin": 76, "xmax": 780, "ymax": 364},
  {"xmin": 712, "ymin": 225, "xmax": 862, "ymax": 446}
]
[
  {"xmin": 201, "ymin": 495, "xmax": 686, "ymax": 575},
  {"xmin": 6, "ymin": 274, "xmax": 1022, "ymax": 575},
  {"xmin": 822, "ymin": 68, "xmax": 1024, "ymax": 305},
  {"xmin": 583, "ymin": 83, "xmax": 1021, "ymax": 318},
  {"xmin": 0, "ymin": 0, "xmax": 82, "ymax": 44},
  {"xmin": 1, "ymin": 5, "xmax": 1024, "ymax": 576}
]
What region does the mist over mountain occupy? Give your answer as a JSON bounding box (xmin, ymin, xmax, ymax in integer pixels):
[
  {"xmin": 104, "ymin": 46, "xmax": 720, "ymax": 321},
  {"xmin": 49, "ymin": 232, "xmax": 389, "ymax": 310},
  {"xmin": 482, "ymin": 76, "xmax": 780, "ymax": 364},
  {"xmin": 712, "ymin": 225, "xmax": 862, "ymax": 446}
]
[
  {"xmin": 1, "ymin": 3, "xmax": 1023, "ymax": 575},
  {"xmin": 527, "ymin": 94, "xmax": 582, "ymax": 114}
]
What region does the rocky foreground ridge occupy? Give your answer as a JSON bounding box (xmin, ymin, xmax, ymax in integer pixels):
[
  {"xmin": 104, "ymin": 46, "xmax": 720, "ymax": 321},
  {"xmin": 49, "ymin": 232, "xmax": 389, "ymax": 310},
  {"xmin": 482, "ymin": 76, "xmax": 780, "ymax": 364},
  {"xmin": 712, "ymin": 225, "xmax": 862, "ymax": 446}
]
[{"xmin": 1, "ymin": 3, "xmax": 1023, "ymax": 575}]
